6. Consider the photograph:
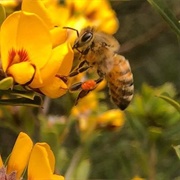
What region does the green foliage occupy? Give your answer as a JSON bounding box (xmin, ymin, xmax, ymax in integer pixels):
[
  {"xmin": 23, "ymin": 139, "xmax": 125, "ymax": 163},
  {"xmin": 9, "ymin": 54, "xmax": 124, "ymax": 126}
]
[
  {"xmin": 0, "ymin": 4, "xmax": 6, "ymax": 26},
  {"xmin": 0, "ymin": 77, "xmax": 43, "ymax": 107},
  {"xmin": 147, "ymin": 0, "xmax": 180, "ymax": 37},
  {"xmin": 0, "ymin": 77, "xmax": 13, "ymax": 90},
  {"xmin": 157, "ymin": 94, "xmax": 180, "ymax": 113},
  {"xmin": 128, "ymin": 83, "xmax": 179, "ymax": 129},
  {"xmin": 173, "ymin": 145, "xmax": 180, "ymax": 159},
  {"xmin": 75, "ymin": 159, "xmax": 90, "ymax": 180},
  {"xmin": 0, "ymin": 90, "xmax": 43, "ymax": 107}
]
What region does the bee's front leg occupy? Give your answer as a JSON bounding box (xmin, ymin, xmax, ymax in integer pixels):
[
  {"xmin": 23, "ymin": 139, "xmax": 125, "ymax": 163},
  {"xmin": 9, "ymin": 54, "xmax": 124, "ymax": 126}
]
[{"xmin": 69, "ymin": 60, "xmax": 90, "ymax": 77}]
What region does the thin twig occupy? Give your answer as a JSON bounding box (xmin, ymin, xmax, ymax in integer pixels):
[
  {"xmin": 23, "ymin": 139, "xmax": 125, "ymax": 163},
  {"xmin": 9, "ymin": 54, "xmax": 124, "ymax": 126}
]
[
  {"xmin": 65, "ymin": 146, "xmax": 83, "ymax": 179},
  {"xmin": 119, "ymin": 23, "xmax": 167, "ymax": 54}
]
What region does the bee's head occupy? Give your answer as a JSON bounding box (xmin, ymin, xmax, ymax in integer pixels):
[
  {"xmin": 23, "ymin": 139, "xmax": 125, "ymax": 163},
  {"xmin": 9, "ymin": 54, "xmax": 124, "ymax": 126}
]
[
  {"xmin": 63, "ymin": 26, "xmax": 94, "ymax": 53},
  {"xmin": 73, "ymin": 27, "xmax": 94, "ymax": 49}
]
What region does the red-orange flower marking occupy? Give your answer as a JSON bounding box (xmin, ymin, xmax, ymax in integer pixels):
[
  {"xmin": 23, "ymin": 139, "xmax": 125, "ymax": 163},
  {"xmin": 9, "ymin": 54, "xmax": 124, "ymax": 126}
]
[{"xmin": 8, "ymin": 48, "xmax": 29, "ymax": 68}]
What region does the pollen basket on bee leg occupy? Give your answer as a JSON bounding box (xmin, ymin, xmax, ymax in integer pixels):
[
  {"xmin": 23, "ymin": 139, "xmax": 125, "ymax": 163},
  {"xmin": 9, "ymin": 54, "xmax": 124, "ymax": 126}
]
[{"xmin": 81, "ymin": 80, "xmax": 97, "ymax": 90}]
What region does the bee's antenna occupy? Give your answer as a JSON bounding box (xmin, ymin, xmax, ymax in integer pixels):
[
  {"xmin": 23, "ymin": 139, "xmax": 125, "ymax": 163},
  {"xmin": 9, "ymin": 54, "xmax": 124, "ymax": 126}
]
[{"xmin": 63, "ymin": 27, "xmax": 79, "ymax": 37}]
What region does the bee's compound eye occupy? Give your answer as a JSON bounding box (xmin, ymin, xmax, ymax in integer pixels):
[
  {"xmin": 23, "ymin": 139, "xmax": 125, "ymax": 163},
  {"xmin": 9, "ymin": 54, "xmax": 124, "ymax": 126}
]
[{"xmin": 81, "ymin": 32, "xmax": 92, "ymax": 42}]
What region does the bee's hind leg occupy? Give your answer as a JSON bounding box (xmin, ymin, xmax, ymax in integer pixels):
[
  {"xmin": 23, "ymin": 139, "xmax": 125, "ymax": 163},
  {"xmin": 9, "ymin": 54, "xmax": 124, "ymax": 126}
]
[
  {"xmin": 69, "ymin": 82, "xmax": 83, "ymax": 92},
  {"xmin": 74, "ymin": 89, "xmax": 90, "ymax": 105},
  {"xmin": 72, "ymin": 77, "xmax": 104, "ymax": 105}
]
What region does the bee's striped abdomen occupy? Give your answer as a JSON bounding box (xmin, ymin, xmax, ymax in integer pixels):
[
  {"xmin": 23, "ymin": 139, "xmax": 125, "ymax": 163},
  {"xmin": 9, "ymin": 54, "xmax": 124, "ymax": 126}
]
[{"xmin": 106, "ymin": 55, "xmax": 134, "ymax": 110}]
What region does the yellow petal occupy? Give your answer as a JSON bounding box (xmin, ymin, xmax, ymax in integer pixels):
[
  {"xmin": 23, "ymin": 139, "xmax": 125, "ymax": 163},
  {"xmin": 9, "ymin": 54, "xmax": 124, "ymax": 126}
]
[
  {"xmin": 50, "ymin": 27, "xmax": 68, "ymax": 48},
  {"xmin": 85, "ymin": 0, "xmax": 110, "ymax": 14},
  {"xmin": 22, "ymin": 0, "xmax": 54, "ymax": 28},
  {"xmin": 0, "ymin": 0, "xmax": 18, "ymax": 7},
  {"xmin": 28, "ymin": 143, "xmax": 55, "ymax": 179},
  {"xmin": 0, "ymin": 155, "xmax": 3, "ymax": 167},
  {"xmin": 40, "ymin": 76, "xmax": 68, "ymax": 98},
  {"xmin": 97, "ymin": 109, "xmax": 125, "ymax": 128},
  {"xmin": 29, "ymin": 42, "xmax": 73, "ymax": 88},
  {"xmin": 28, "ymin": 65, "xmax": 43, "ymax": 88},
  {"xmin": 57, "ymin": 42, "xmax": 74, "ymax": 76},
  {"xmin": 7, "ymin": 132, "xmax": 33, "ymax": 179},
  {"xmin": 7, "ymin": 62, "xmax": 35, "ymax": 85},
  {"xmin": 51, "ymin": 174, "xmax": 64, "ymax": 180},
  {"xmin": 47, "ymin": 5, "xmax": 70, "ymax": 27},
  {"xmin": 98, "ymin": 14, "xmax": 119, "ymax": 34},
  {"xmin": 0, "ymin": 11, "xmax": 52, "ymax": 71},
  {"xmin": 66, "ymin": 16, "xmax": 90, "ymax": 33},
  {"xmin": 66, "ymin": 0, "xmax": 88, "ymax": 12}
]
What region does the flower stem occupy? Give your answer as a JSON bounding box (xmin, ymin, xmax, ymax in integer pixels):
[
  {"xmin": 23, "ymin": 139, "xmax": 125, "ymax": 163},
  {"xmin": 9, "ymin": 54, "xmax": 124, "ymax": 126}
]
[{"xmin": 65, "ymin": 146, "xmax": 83, "ymax": 179}]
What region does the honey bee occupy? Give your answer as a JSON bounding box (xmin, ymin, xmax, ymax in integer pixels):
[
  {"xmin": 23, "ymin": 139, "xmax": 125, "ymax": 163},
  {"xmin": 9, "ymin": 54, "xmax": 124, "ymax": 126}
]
[{"xmin": 66, "ymin": 26, "xmax": 134, "ymax": 110}]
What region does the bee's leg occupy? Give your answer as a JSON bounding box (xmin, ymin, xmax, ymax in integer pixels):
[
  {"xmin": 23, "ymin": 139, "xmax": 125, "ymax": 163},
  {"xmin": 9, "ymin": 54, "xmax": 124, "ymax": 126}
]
[
  {"xmin": 69, "ymin": 60, "xmax": 90, "ymax": 77},
  {"xmin": 69, "ymin": 81, "xmax": 91, "ymax": 105},
  {"xmin": 74, "ymin": 90, "xmax": 90, "ymax": 105},
  {"xmin": 73, "ymin": 77, "xmax": 104, "ymax": 105},
  {"xmin": 71, "ymin": 77, "xmax": 104, "ymax": 92},
  {"xmin": 95, "ymin": 77, "xmax": 104, "ymax": 85},
  {"xmin": 69, "ymin": 82, "xmax": 83, "ymax": 92},
  {"xmin": 69, "ymin": 78, "xmax": 98, "ymax": 92}
]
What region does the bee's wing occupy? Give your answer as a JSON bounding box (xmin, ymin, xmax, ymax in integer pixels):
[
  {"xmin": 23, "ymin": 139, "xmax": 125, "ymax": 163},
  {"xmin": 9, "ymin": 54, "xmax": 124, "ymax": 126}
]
[{"xmin": 94, "ymin": 32, "xmax": 120, "ymax": 53}]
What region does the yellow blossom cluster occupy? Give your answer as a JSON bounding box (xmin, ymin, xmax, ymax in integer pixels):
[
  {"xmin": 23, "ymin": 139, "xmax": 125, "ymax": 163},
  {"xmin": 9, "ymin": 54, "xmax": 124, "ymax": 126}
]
[
  {"xmin": 71, "ymin": 91, "xmax": 125, "ymax": 133},
  {"xmin": 42, "ymin": 0, "xmax": 119, "ymax": 34}
]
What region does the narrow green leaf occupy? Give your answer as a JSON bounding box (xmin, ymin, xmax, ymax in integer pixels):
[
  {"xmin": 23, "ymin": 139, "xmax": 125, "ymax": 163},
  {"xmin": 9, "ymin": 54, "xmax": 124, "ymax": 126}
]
[
  {"xmin": 0, "ymin": 4, "xmax": 6, "ymax": 25},
  {"xmin": 0, "ymin": 89, "xmax": 38, "ymax": 100},
  {"xmin": 75, "ymin": 159, "xmax": 90, "ymax": 180},
  {"xmin": 147, "ymin": 0, "xmax": 180, "ymax": 37},
  {"xmin": 157, "ymin": 94, "xmax": 180, "ymax": 113},
  {"xmin": 173, "ymin": 145, "xmax": 180, "ymax": 159},
  {"xmin": 0, "ymin": 77, "xmax": 13, "ymax": 90},
  {"xmin": 0, "ymin": 96, "xmax": 43, "ymax": 107}
]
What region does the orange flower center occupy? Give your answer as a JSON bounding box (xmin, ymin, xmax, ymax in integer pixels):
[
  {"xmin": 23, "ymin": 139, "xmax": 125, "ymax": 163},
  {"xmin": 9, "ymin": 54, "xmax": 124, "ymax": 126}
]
[{"xmin": 8, "ymin": 48, "xmax": 29, "ymax": 67}]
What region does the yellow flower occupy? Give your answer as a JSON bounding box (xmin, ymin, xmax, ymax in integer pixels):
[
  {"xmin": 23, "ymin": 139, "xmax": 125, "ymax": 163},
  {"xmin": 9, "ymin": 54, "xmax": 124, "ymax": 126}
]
[
  {"xmin": 23, "ymin": 0, "xmax": 119, "ymax": 35},
  {"xmin": 71, "ymin": 91, "xmax": 98, "ymax": 131},
  {"xmin": 71, "ymin": 91, "xmax": 98, "ymax": 117},
  {"xmin": 97, "ymin": 109, "xmax": 125, "ymax": 130},
  {"xmin": 65, "ymin": 0, "xmax": 119, "ymax": 34},
  {"xmin": 1, "ymin": 132, "xmax": 33, "ymax": 179},
  {"xmin": 0, "ymin": 10, "xmax": 74, "ymax": 98},
  {"xmin": 0, "ymin": 132, "xmax": 64, "ymax": 180},
  {"xmin": 131, "ymin": 176, "xmax": 146, "ymax": 180},
  {"xmin": 28, "ymin": 143, "xmax": 64, "ymax": 180},
  {"xmin": 0, "ymin": 0, "xmax": 19, "ymax": 11}
]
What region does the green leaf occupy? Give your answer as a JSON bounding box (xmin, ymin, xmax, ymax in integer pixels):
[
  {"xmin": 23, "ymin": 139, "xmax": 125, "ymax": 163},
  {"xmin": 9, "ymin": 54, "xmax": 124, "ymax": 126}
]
[
  {"xmin": 173, "ymin": 145, "xmax": 180, "ymax": 159},
  {"xmin": 157, "ymin": 94, "xmax": 180, "ymax": 113},
  {"xmin": 0, "ymin": 96, "xmax": 43, "ymax": 107},
  {"xmin": 147, "ymin": 0, "xmax": 180, "ymax": 37},
  {"xmin": 75, "ymin": 159, "xmax": 90, "ymax": 180},
  {"xmin": 0, "ymin": 77, "xmax": 13, "ymax": 90},
  {"xmin": 0, "ymin": 4, "xmax": 6, "ymax": 26},
  {"xmin": 0, "ymin": 89, "xmax": 38, "ymax": 100}
]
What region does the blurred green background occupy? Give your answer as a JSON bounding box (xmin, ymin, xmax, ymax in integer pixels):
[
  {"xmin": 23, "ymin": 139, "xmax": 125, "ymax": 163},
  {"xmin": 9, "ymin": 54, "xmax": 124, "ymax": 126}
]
[{"xmin": 0, "ymin": 0, "xmax": 180, "ymax": 180}]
